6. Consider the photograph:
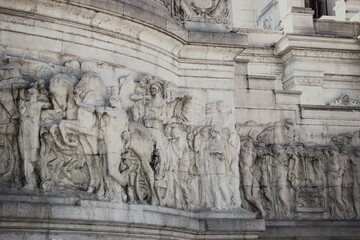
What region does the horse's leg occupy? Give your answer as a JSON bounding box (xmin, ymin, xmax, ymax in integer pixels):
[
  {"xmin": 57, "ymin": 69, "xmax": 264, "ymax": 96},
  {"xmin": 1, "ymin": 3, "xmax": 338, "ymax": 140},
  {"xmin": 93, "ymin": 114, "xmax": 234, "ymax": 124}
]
[
  {"xmin": 86, "ymin": 154, "xmax": 98, "ymax": 193},
  {"xmin": 140, "ymin": 158, "xmax": 158, "ymax": 205},
  {"xmin": 59, "ymin": 120, "xmax": 78, "ymax": 147},
  {"xmin": 108, "ymin": 152, "xmax": 127, "ymax": 187}
]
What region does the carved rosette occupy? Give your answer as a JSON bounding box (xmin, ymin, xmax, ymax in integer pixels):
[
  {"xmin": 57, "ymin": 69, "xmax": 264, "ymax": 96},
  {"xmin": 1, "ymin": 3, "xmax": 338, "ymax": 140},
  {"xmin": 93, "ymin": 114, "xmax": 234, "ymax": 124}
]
[{"xmin": 328, "ymin": 94, "xmax": 360, "ymax": 106}]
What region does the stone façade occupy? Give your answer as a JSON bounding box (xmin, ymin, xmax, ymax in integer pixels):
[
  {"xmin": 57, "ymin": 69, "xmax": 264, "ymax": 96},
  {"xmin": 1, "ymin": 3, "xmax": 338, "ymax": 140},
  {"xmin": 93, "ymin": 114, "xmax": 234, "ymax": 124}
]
[{"xmin": 0, "ymin": 0, "xmax": 359, "ymax": 239}]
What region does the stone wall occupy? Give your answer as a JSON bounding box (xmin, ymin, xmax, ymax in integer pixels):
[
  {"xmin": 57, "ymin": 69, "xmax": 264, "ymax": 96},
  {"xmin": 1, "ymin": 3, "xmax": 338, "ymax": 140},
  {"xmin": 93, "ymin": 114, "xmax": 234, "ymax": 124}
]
[{"xmin": 0, "ymin": 0, "xmax": 359, "ymax": 239}]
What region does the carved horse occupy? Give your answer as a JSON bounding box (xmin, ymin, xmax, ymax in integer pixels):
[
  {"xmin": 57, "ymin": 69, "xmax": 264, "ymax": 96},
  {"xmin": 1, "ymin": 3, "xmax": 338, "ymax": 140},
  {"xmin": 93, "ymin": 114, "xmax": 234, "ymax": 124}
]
[{"xmin": 48, "ymin": 73, "xmax": 158, "ymax": 204}]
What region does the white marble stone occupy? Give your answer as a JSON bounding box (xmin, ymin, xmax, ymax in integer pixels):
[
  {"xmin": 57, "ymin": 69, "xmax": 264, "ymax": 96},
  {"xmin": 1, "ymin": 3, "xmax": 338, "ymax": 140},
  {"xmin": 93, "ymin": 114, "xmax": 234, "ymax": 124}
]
[{"xmin": 0, "ymin": 0, "xmax": 360, "ymax": 239}]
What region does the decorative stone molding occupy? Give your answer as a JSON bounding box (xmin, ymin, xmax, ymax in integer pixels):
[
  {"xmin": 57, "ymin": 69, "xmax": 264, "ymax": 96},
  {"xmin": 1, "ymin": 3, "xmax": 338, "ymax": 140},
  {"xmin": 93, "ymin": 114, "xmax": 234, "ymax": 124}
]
[
  {"xmin": 282, "ymin": 72, "xmax": 324, "ymax": 90},
  {"xmin": 161, "ymin": 0, "xmax": 232, "ymax": 32},
  {"xmin": 280, "ymin": 7, "xmax": 315, "ymax": 34},
  {"xmin": 274, "ymin": 90, "xmax": 302, "ymax": 105},
  {"xmin": 0, "ymin": 193, "xmax": 264, "ymax": 240},
  {"xmin": 328, "ymin": 95, "xmax": 360, "ymax": 106}
]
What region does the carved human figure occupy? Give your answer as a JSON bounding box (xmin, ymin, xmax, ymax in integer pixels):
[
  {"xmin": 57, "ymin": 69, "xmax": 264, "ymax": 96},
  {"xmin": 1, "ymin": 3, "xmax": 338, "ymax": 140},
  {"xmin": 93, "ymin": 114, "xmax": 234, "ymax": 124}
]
[
  {"xmin": 226, "ymin": 130, "xmax": 242, "ymax": 207},
  {"xmin": 166, "ymin": 124, "xmax": 191, "ymax": 209},
  {"xmin": 351, "ymin": 131, "xmax": 360, "ymax": 145},
  {"xmin": 194, "ymin": 126, "xmax": 211, "ymax": 208},
  {"xmin": 285, "ymin": 119, "xmax": 302, "ymax": 143},
  {"xmin": 126, "ymin": 122, "xmax": 158, "ymax": 205},
  {"xmin": 312, "ymin": 146, "xmax": 326, "ymax": 187},
  {"xmin": 339, "ymin": 146, "xmax": 352, "ymax": 213},
  {"xmin": 99, "ymin": 95, "xmax": 129, "ymax": 188},
  {"xmin": 58, "ymin": 73, "xmax": 106, "ymax": 194},
  {"xmin": 18, "ymin": 88, "xmax": 51, "ymax": 189},
  {"xmin": 240, "ymin": 140, "xmax": 266, "ymax": 218},
  {"xmin": 350, "ymin": 147, "xmax": 360, "ymax": 218},
  {"xmin": 207, "ymin": 101, "xmax": 240, "ymax": 207},
  {"xmin": 30, "ymin": 79, "xmax": 49, "ymax": 103},
  {"xmin": 143, "ymin": 82, "xmax": 167, "ymax": 180},
  {"xmin": 325, "ymin": 145, "xmax": 347, "ymax": 219},
  {"xmin": 255, "ymin": 143, "xmax": 273, "ymax": 211},
  {"xmin": 270, "ymin": 144, "xmax": 290, "ymax": 218},
  {"xmin": 208, "ymin": 127, "xmax": 230, "ymax": 210},
  {"xmin": 130, "ymin": 77, "xmax": 150, "ymax": 123},
  {"xmin": 288, "ymin": 143, "xmax": 306, "ymax": 188},
  {"xmin": 120, "ymin": 152, "xmax": 141, "ymax": 203},
  {"xmin": 0, "ymin": 64, "xmax": 27, "ymax": 186},
  {"xmin": 46, "ymin": 73, "xmax": 78, "ymax": 123}
]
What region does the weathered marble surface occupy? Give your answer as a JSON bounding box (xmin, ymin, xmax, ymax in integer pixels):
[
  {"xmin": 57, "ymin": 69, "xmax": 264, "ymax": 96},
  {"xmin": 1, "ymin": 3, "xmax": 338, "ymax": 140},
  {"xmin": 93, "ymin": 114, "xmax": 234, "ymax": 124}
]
[
  {"xmin": 0, "ymin": 192, "xmax": 262, "ymax": 240},
  {"xmin": 0, "ymin": 61, "xmax": 242, "ymax": 213},
  {"xmin": 0, "ymin": 0, "xmax": 360, "ymax": 239}
]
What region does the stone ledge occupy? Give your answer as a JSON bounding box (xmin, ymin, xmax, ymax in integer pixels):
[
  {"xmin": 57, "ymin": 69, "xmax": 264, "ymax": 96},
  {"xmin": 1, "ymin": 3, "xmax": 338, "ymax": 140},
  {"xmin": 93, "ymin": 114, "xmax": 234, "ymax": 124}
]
[
  {"xmin": 274, "ymin": 34, "xmax": 360, "ymax": 57},
  {"xmin": 0, "ymin": 193, "xmax": 264, "ymax": 240},
  {"xmin": 274, "ymin": 90, "xmax": 302, "ymax": 105},
  {"xmin": 300, "ymin": 104, "xmax": 360, "ymax": 120},
  {"xmin": 261, "ymin": 220, "xmax": 360, "ymax": 239},
  {"xmin": 61, "ymin": 0, "xmax": 249, "ymax": 48},
  {"xmin": 247, "ymin": 74, "xmax": 276, "ymax": 90}
]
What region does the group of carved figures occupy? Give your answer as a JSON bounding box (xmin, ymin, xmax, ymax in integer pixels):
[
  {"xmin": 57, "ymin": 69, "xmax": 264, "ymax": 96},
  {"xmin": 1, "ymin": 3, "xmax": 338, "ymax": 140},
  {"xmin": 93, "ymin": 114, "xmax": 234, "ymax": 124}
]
[
  {"xmin": 238, "ymin": 120, "xmax": 360, "ymax": 220},
  {"xmin": 1, "ymin": 62, "xmax": 360, "ymax": 220},
  {"xmin": 0, "ymin": 63, "xmax": 240, "ymax": 211}
]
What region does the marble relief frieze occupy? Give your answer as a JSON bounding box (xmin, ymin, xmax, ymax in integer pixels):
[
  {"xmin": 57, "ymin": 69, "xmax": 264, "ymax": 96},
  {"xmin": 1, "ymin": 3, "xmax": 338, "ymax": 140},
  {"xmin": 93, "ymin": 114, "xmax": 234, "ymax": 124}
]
[
  {"xmin": 0, "ymin": 60, "xmax": 240, "ymax": 211},
  {"xmin": 1, "ymin": 59, "xmax": 360, "ymax": 221},
  {"xmin": 237, "ymin": 120, "xmax": 360, "ymax": 220}
]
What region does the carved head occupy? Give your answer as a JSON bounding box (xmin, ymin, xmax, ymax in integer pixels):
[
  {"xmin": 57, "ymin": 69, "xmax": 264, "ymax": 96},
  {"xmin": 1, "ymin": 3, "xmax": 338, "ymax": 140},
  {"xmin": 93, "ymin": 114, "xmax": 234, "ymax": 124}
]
[
  {"xmin": 150, "ymin": 82, "xmax": 162, "ymax": 96},
  {"xmin": 272, "ymin": 144, "xmax": 282, "ymax": 154},
  {"xmin": 27, "ymin": 88, "xmax": 39, "ymax": 102},
  {"xmin": 354, "ymin": 147, "xmax": 360, "ymax": 157},
  {"xmin": 285, "ymin": 118, "xmax": 294, "ymax": 129},
  {"xmin": 131, "ymin": 106, "xmax": 140, "ymax": 122},
  {"xmin": 33, "ymin": 78, "xmax": 46, "ymax": 88},
  {"xmin": 314, "ymin": 146, "xmax": 323, "ymax": 156},
  {"xmin": 216, "ymin": 101, "xmax": 224, "ymax": 112},
  {"xmin": 340, "ymin": 146, "xmax": 350, "ymax": 154},
  {"xmin": 296, "ymin": 143, "xmax": 305, "ymax": 155},
  {"xmin": 209, "ymin": 127, "xmax": 221, "ymax": 138},
  {"xmin": 199, "ymin": 127, "xmax": 209, "ymax": 138},
  {"xmin": 243, "ymin": 140, "xmax": 252, "ymax": 149},
  {"xmin": 206, "ymin": 102, "xmax": 217, "ymax": 114},
  {"xmin": 139, "ymin": 76, "xmax": 150, "ymax": 88},
  {"xmin": 109, "ymin": 96, "xmax": 122, "ymax": 108},
  {"xmin": 256, "ymin": 142, "xmax": 266, "ymax": 156},
  {"xmin": 171, "ymin": 124, "xmax": 187, "ymax": 139},
  {"xmin": 328, "ymin": 145, "xmax": 338, "ymax": 155}
]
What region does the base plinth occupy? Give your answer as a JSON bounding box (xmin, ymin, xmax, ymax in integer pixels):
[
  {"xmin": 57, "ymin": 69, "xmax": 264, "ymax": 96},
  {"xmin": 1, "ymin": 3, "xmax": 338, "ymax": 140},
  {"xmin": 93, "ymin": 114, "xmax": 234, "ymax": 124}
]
[{"xmin": 0, "ymin": 192, "xmax": 264, "ymax": 240}]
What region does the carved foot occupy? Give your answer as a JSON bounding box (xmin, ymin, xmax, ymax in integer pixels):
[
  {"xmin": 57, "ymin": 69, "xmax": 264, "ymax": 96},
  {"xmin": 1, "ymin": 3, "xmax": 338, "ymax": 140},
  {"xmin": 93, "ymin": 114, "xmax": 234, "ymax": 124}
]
[
  {"xmin": 97, "ymin": 187, "xmax": 105, "ymax": 197},
  {"xmin": 256, "ymin": 210, "xmax": 266, "ymax": 219},
  {"xmin": 87, "ymin": 186, "xmax": 95, "ymax": 193},
  {"xmin": 150, "ymin": 195, "xmax": 160, "ymax": 206},
  {"xmin": 22, "ymin": 183, "xmax": 36, "ymax": 191}
]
